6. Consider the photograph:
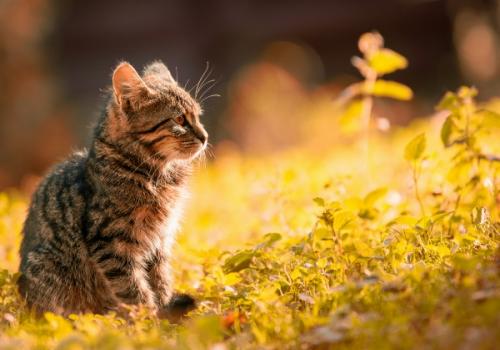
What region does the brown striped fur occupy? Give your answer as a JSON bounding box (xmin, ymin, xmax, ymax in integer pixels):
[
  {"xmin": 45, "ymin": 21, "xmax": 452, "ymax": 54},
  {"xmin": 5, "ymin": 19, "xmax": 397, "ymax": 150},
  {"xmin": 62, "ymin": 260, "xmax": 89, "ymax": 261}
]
[{"xmin": 18, "ymin": 61, "xmax": 207, "ymax": 317}]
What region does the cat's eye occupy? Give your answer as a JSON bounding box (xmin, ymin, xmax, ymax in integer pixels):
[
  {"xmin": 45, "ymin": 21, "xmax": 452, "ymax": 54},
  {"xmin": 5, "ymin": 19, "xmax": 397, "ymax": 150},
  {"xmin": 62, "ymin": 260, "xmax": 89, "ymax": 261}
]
[{"xmin": 174, "ymin": 115, "xmax": 185, "ymax": 125}]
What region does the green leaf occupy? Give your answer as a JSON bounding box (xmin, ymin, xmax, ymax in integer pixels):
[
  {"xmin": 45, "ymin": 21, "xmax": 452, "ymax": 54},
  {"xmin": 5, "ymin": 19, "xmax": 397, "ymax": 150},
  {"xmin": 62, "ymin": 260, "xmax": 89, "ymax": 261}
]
[
  {"xmin": 291, "ymin": 267, "xmax": 303, "ymax": 280},
  {"xmin": 427, "ymin": 245, "xmax": 451, "ymax": 258},
  {"xmin": 313, "ymin": 227, "xmax": 332, "ymax": 241},
  {"xmin": 475, "ymin": 109, "xmax": 500, "ymax": 128},
  {"xmin": 333, "ymin": 210, "xmax": 356, "ymax": 232},
  {"xmin": 223, "ymin": 250, "xmax": 255, "ymax": 273},
  {"xmin": 368, "ymin": 80, "xmax": 413, "ymax": 100},
  {"xmin": 263, "ymin": 232, "xmax": 282, "ymax": 245},
  {"xmin": 316, "ymin": 257, "xmax": 328, "ymax": 269},
  {"xmin": 404, "ymin": 133, "xmax": 426, "ymax": 161},
  {"xmin": 368, "ymin": 49, "xmax": 408, "ymax": 75},
  {"xmin": 437, "ymin": 92, "xmax": 458, "ymax": 111},
  {"xmin": 457, "ymin": 86, "xmax": 478, "ymax": 100},
  {"xmin": 255, "ymin": 233, "xmax": 282, "ymax": 250},
  {"xmin": 364, "ymin": 187, "xmax": 388, "ymax": 207},
  {"xmin": 441, "ymin": 116, "xmax": 454, "ymax": 147},
  {"xmin": 313, "ymin": 197, "xmax": 325, "ymax": 207},
  {"xmin": 339, "ymin": 99, "xmax": 364, "ymax": 133},
  {"xmin": 431, "ymin": 211, "xmax": 452, "ymax": 224},
  {"xmin": 192, "ymin": 315, "xmax": 225, "ymax": 343},
  {"xmin": 222, "ymin": 272, "xmax": 242, "ymax": 286},
  {"xmin": 354, "ymin": 241, "xmax": 375, "ymax": 258}
]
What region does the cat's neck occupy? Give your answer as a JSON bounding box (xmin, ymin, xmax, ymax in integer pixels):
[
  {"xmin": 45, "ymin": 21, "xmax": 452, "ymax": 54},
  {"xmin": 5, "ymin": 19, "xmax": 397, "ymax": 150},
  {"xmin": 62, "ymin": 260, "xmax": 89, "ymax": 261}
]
[{"xmin": 85, "ymin": 148, "xmax": 191, "ymax": 206}]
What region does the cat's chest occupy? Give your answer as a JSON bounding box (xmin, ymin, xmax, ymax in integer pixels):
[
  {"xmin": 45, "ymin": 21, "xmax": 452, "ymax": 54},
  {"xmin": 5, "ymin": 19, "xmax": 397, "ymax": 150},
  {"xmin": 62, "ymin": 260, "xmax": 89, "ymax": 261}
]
[{"xmin": 128, "ymin": 189, "xmax": 185, "ymax": 258}]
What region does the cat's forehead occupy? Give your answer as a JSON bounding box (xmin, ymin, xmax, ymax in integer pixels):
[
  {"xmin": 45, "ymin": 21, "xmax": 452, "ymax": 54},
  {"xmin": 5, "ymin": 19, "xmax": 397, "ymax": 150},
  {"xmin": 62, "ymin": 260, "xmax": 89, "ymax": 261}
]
[{"xmin": 147, "ymin": 80, "xmax": 201, "ymax": 116}]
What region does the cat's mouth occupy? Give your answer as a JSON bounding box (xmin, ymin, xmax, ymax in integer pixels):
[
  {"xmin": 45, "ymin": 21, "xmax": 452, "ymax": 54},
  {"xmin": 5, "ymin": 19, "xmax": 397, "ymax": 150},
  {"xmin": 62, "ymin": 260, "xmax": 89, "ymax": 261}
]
[{"xmin": 177, "ymin": 139, "xmax": 207, "ymax": 161}]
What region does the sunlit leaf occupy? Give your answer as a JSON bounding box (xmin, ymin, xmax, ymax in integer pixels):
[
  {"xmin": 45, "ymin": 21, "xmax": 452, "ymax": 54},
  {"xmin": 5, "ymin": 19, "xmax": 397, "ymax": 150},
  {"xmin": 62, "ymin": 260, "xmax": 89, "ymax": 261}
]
[
  {"xmin": 313, "ymin": 197, "xmax": 325, "ymax": 207},
  {"xmin": 251, "ymin": 321, "xmax": 268, "ymax": 344},
  {"xmin": 222, "ymin": 272, "xmax": 242, "ymax": 286},
  {"xmin": 440, "ymin": 116, "xmax": 454, "ymax": 147},
  {"xmin": 404, "ymin": 133, "xmax": 426, "ymax": 161},
  {"xmin": 191, "ymin": 315, "xmax": 225, "ymax": 343},
  {"xmin": 354, "ymin": 241, "xmax": 375, "ymax": 258},
  {"xmin": 255, "ymin": 233, "xmax": 282, "ymax": 250},
  {"xmin": 389, "ymin": 215, "xmax": 418, "ymax": 226},
  {"xmin": 437, "ymin": 91, "xmax": 458, "ymax": 111},
  {"xmin": 457, "ymin": 86, "xmax": 478, "ymax": 100},
  {"xmin": 368, "ymin": 49, "xmax": 408, "ymax": 75},
  {"xmin": 364, "ymin": 187, "xmax": 388, "ymax": 207},
  {"xmin": 430, "ymin": 211, "xmax": 452, "ymax": 224},
  {"xmin": 316, "ymin": 257, "xmax": 328, "ymax": 269},
  {"xmin": 291, "ymin": 267, "xmax": 303, "ymax": 280},
  {"xmin": 343, "ymin": 197, "xmax": 364, "ymax": 212},
  {"xmin": 333, "ymin": 210, "xmax": 356, "ymax": 232},
  {"xmin": 427, "ymin": 245, "xmax": 451, "ymax": 258},
  {"xmin": 339, "ymin": 99, "xmax": 363, "ymax": 133},
  {"xmin": 367, "ymin": 80, "xmax": 413, "ymax": 100},
  {"xmin": 475, "ymin": 109, "xmax": 500, "ymax": 129},
  {"xmin": 313, "ymin": 227, "xmax": 332, "ymax": 241}
]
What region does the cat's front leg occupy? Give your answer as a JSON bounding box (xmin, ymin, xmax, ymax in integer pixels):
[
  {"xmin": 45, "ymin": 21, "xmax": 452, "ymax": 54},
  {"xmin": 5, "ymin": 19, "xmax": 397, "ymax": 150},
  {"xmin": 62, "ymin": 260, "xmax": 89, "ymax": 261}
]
[
  {"xmin": 127, "ymin": 267, "xmax": 159, "ymax": 311},
  {"xmin": 146, "ymin": 249, "xmax": 173, "ymax": 308},
  {"xmin": 97, "ymin": 252, "xmax": 158, "ymax": 312}
]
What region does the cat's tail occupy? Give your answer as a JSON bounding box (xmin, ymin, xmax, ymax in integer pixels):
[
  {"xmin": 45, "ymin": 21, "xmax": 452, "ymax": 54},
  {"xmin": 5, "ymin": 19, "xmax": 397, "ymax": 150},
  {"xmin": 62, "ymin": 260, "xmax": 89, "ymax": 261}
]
[{"xmin": 159, "ymin": 293, "xmax": 196, "ymax": 322}]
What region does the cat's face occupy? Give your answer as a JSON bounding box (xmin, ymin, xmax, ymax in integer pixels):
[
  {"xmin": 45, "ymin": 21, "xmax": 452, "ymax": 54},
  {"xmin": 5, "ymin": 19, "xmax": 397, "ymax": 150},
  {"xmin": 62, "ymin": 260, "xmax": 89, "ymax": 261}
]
[{"xmin": 110, "ymin": 61, "xmax": 208, "ymax": 162}]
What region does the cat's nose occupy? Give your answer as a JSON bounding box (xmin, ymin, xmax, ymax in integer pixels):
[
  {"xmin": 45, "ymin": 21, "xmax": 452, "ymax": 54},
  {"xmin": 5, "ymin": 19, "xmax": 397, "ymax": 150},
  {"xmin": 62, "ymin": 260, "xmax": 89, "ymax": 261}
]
[
  {"xmin": 195, "ymin": 129, "xmax": 208, "ymax": 144},
  {"xmin": 197, "ymin": 134, "xmax": 207, "ymax": 144}
]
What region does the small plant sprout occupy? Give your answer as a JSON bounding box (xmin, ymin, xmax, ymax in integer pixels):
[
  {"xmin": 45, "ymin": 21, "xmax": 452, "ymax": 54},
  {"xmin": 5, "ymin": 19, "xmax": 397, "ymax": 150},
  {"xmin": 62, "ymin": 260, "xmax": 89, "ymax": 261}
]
[
  {"xmin": 404, "ymin": 133, "xmax": 427, "ymax": 215},
  {"xmin": 336, "ymin": 32, "xmax": 413, "ymax": 151}
]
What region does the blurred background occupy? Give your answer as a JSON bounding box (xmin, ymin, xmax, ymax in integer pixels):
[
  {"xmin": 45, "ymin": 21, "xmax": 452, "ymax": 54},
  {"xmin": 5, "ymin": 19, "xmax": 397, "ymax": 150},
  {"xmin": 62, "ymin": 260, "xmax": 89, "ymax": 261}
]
[{"xmin": 1, "ymin": 0, "xmax": 500, "ymax": 190}]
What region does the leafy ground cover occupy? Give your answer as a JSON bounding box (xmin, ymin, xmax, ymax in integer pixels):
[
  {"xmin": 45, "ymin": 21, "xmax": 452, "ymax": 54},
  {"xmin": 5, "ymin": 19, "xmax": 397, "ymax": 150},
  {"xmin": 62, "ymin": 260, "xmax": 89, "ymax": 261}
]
[{"xmin": 0, "ymin": 34, "xmax": 498, "ymax": 349}]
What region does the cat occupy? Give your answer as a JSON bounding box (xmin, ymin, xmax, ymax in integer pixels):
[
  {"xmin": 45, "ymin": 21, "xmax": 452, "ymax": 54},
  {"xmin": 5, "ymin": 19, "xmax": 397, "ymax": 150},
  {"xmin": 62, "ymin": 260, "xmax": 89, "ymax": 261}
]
[{"xmin": 17, "ymin": 60, "xmax": 208, "ymax": 318}]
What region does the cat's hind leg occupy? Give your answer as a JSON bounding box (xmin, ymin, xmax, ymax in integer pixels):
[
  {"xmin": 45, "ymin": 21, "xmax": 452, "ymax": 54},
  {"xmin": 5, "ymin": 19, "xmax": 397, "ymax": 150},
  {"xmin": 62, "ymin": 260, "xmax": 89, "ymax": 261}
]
[{"xmin": 18, "ymin": 245, "xmax": 121, "ymax": 316}]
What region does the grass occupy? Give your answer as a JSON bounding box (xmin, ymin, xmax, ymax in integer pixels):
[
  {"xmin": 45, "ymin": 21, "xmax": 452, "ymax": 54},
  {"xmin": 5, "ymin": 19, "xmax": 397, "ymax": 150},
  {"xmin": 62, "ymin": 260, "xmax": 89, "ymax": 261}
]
[{"xmin": 0, "ymin": 105, "xmax": 498, "ymax": 349}]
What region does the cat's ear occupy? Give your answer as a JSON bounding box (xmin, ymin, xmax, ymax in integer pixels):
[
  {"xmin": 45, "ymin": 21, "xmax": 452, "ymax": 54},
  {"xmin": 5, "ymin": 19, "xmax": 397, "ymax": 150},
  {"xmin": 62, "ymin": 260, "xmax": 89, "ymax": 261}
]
[
  {"xmin": 112, "ymin": 62, "xmax": 150, "ymax": 108},
  {"xmin": 143, "ymin": 61, "xmax": 176, "ymax": 84}
]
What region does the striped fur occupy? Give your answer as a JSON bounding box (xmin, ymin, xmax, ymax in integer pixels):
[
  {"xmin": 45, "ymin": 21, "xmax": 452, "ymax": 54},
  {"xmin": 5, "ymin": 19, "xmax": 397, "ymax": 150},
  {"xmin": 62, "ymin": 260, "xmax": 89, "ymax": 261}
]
[{"xmin": 18, "ymin": 61, "xmax": 207, "ymax": 316}]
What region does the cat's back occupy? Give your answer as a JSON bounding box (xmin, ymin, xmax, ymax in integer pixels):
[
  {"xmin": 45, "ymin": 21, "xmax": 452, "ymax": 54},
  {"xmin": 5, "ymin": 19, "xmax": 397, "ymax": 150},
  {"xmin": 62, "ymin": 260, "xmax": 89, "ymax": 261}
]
[{"xmin": 20, "ymin": 151, "xmax": 90, "ymax": 268}]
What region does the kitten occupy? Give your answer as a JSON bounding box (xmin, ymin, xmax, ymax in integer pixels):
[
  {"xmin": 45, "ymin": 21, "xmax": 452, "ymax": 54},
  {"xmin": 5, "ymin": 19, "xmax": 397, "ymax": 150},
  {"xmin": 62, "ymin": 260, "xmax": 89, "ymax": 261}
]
[{"xmin": 17, "ymin": 61, "xmax": 208, "ymax": 318}]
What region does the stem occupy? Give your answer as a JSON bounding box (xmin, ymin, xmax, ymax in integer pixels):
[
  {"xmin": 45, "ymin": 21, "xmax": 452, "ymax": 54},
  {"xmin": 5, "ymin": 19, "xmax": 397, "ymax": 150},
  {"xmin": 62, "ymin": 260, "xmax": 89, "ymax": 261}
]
[
  {"xmin": 464, "ymin": 103, "xmax": 470, "ymax": 147},
  {"xmin": 412, "ymin": 160, "xmax": 425, "ymax": 216},
  {"xmin": 360, "ymin": 72, "xmax": 377, "ymax": 170},
  {"xmin": 447, "ymin": 193, "xmax": 461, "ymax": 238},
  {"xmin": 329, "ymin": 221, "xmax": 344, "ymax": 255},
  {"xmin": 478, "ymin": 153, "xmax": 500, "ymax": 162},
  {"xmin": 463, "ymin": 97, "xmax": 481, "ymax": 170}
]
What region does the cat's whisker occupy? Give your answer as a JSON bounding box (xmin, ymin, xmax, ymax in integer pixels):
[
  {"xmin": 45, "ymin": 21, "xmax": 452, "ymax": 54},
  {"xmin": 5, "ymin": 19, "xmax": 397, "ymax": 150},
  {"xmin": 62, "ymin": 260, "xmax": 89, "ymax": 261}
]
[
  {"xmin": 188, "ymin": 77, "xmax": 199, "ymax": 96},
  {"xmin": 197, "ymin": 78, "xmax": 215, "ymax": 94},
  {"xmin": 194, "ymin": 62, "xmax": 212, "ymax": 100},
  {"xmin": 199, "ymin": 62, "xmax": 211, "ymax": 89},
  {"xmin": 205, "ymin": 144, "xmax": 215, "ymax": 161},
  {"xmin": 200, "ymin": 94, "xmax": 221, "ymax": 104},
  {"xmin": 197, "ymin": 79, "xmax": 217, "ymax": 101},
  {"xmin": 183, "ymin": 78, "xmax": 191, "ymax": 92}
]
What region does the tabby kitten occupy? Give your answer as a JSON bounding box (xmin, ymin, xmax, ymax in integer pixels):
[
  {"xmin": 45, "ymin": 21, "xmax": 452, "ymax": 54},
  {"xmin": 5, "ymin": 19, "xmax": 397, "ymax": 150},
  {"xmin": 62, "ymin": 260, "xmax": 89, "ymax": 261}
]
[{"xmin": 18, "ymin": 61, "xmax": 208, "ymax": 317}]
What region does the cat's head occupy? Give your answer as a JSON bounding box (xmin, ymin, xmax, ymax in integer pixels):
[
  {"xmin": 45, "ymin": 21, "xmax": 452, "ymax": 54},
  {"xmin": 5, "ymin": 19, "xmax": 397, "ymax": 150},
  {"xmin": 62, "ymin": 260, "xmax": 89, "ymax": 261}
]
[{"xmin": 108, "ymin": 61, "xmax": 208, "ymax": 162}]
